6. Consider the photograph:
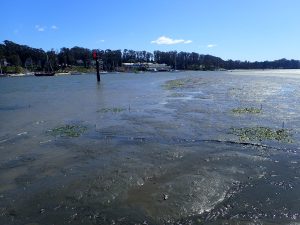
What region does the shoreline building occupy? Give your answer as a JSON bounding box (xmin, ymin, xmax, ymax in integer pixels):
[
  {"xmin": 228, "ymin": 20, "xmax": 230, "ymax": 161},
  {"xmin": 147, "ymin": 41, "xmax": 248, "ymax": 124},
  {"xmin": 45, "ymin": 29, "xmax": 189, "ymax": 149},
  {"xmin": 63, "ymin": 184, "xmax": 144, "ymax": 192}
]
[{"xmin": 122, "ymin": 63, "xmax": 171, "ymax": 72}]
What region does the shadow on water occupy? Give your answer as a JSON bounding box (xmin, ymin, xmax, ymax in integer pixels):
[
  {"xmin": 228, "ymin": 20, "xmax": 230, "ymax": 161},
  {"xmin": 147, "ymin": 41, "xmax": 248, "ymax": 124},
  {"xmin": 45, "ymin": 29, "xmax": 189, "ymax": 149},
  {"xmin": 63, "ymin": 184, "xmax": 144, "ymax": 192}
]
[{"xmin": 1, "ymin": 72, "xmax": 300, "ymax": 224}]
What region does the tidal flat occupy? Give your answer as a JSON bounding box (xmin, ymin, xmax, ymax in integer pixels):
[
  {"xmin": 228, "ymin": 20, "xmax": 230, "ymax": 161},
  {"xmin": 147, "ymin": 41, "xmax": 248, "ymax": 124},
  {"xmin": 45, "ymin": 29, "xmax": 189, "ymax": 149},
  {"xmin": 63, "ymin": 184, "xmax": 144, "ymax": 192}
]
[{"xmin": 1, "ymin": 71, "xmax": 300, "ymax": 224}]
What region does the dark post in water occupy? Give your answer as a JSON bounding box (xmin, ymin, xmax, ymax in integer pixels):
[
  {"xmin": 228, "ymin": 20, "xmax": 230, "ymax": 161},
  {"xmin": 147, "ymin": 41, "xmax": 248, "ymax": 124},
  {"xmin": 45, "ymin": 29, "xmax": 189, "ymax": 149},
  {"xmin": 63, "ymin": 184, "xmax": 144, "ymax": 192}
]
[{"xmin": 92, "ymin": 50, "xmax": 100, "ymax": 82}]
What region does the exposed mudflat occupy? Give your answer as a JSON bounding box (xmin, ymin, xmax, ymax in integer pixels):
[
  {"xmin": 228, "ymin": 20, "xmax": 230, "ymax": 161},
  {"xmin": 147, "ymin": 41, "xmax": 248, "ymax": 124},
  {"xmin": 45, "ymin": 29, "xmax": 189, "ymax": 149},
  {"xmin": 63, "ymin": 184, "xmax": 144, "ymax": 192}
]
[{"xmin": 1, "ymin": 71, "xmax": 300, "ymax": 224}]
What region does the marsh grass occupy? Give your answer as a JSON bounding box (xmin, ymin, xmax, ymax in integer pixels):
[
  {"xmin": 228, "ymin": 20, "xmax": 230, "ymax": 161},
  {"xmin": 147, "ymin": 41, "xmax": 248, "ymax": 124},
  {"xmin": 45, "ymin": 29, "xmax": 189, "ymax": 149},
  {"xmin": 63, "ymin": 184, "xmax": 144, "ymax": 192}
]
[
  {"xmin": 48, "ymin": 125, "xmax": 87, "ymax": 137},
  {"xmin": 231, "ymin": 127, "xmax": 292, "ymax": 143}
]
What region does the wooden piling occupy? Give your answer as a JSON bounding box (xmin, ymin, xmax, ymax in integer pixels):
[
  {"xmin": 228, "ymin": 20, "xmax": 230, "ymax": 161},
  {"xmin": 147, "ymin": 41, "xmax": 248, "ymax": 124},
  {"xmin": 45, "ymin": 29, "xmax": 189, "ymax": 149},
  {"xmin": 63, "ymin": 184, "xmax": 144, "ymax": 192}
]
[
  {"xmin": 93, "ymin": 50, "xmax": 100, "ymax": 83},
  {"xmin": 96, "ymin": 58, "xmax": 100, "ymax": 82}
]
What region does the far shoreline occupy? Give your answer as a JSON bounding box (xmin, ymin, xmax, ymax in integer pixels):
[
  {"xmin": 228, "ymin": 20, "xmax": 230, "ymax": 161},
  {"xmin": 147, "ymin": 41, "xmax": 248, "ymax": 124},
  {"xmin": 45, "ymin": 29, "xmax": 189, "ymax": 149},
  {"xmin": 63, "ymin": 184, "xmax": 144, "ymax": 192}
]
[{"xmin": 2, "ymin": 68, "xmax": 300, "ymax": 78}]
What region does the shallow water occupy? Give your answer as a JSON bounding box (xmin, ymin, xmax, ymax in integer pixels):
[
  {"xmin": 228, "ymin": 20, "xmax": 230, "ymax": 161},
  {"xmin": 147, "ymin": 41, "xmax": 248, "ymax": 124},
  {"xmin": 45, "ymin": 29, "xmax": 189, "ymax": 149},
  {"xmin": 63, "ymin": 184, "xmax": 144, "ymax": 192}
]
[{"xmin": 1, "ymin": 71, "xmax": 300, "ymax": 224}]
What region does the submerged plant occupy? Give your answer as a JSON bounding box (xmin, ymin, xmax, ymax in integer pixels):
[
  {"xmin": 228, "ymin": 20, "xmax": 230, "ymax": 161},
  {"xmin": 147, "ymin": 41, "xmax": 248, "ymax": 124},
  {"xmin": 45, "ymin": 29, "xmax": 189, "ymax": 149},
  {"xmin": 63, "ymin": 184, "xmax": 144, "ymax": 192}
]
[
  {"xmin": 232, "ymin": 107, "xmax": 262, "ymax": 114},
  {"xmin": 48, "ymin": 125, "xmax": 87, "ymax": 137},
  {"xmin": 163, "ymin": 79, "xmax": 186, "ymax": 90},
  {"xmin": 168, "ymin": 93, "xmax": 186, "ymax": 97},
  {"xmin": 163, "ymin": 77, "xmax": 206, "ymax": 90},
  {"xmin": 97, "ymin": 107, "xmax": 126, "ymax": 113},
  {"xmin": 230, "ymin": 127, "xmax": 292, "ymax": 143}
]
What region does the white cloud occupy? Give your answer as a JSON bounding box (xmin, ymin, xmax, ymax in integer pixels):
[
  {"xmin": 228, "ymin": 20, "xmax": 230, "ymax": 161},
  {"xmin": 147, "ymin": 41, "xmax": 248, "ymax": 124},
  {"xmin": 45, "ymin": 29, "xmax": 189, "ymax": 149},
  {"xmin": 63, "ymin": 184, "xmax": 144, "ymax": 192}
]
[
  {"xmin": 207, "ymin": 44, "xmax": 217, "ymax": 48},
  {"xmin": 51, "ymin": 25, "xmax": 58, "ymax": 30},
  {"xmin": 184, "ymin": 40, "xmax": 192, "ymax": 44},
  {"xmin": 35, "ymin": 25, "xmax": 46, "ymax": 32},
  {"xmin": 96, "ymin": 39, "xmax": 105, "ymax": 44},
  {"xmin": 151, "ymin": 36, "xmax": 192, "ymax": 45}
]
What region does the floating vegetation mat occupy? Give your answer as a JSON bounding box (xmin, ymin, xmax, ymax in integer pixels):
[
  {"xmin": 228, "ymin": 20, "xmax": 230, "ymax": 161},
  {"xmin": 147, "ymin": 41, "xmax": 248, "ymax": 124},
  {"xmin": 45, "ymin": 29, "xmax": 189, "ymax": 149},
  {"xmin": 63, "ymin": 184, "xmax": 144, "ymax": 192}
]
[
  {"xmin": 231, "ymin": 127, "xmax": 292, "ymax": 143},
  {"xmin": 48, "ymin": 124, "xmax": 87, "ymax": 137},
  {"xmin": 163, "ymin": 78, "xmax": 205, "ymax": 90},
  {"xmin": 232, "ymin": 107, "xmax": 262, "ymax": 114},
  {"xmin": 97, "ymin": 107, "xmax": 126, "ymax": 113}
]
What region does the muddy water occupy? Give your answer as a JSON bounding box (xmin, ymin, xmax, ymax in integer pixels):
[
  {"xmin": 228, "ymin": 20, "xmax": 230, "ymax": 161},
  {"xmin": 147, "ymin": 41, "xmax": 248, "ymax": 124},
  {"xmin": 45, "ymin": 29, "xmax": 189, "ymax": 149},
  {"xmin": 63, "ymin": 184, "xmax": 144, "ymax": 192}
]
[{"xmin": 1, "ymin": 71, "xmax": 300, "ymax": 224}]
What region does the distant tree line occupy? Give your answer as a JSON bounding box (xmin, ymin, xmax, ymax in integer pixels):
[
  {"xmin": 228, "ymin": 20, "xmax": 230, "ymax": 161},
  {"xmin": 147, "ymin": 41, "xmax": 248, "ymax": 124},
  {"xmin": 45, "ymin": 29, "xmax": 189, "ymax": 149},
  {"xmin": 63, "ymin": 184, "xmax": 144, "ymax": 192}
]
[{"xmin": 1, "ymin": 40, "xmax": 300, "ymax": 73}]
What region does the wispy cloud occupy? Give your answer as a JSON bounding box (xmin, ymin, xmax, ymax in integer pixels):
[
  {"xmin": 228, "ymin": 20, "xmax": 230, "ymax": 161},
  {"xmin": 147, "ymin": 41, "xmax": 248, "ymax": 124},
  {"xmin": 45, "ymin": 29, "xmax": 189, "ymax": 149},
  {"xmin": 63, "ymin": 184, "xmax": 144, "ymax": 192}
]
[
  {"xmin": 184, "ymin": 40, "xmax": 192, "ymax": 44},
  {"xmin": 95, "ymin": 39, "xmax": 105, "ymax": 45},
  {"xmin": 207, "ymin": 44, "xmax": 217, "ymax": 48},
  {"xmin": 151, "ymin": 36, "xmax": 192, "ymax": 45},
  {"xmin": 51, "ymin": 25, "xmax": 58, "ymax": 30},
  {"xmin": 35, "ymin": 25, "xmax": 46, "ymax": 32}
]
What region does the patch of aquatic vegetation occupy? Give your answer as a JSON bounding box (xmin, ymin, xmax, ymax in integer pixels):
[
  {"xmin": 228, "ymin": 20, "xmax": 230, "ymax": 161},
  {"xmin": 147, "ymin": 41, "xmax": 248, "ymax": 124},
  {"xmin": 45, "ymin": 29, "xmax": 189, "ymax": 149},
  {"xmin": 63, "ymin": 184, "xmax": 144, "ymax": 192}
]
[
  {"xmin": 163, "ymin": 77, "xmax": 205, "ymax": 90},
  {"xmin": 97, "ymin": 107, "xmax": 126, "ymax": 113},
  {"xmin": 168, "ymin": 93, "xmax": 186, "ymax": 97},
  {"xmin": 164, "ymin": 79, "xmax": 186, "ymax": 89},
  {"xmin": 232, "ymin": 107, "xmax": 262, "ymax": 114},
  {"xmin": 48, "ymin": 125, "xmax": 87, "ymax": 137},
  {"xmin": 231, "ymin": 127, "xmax": 292, "ymax": 143}
]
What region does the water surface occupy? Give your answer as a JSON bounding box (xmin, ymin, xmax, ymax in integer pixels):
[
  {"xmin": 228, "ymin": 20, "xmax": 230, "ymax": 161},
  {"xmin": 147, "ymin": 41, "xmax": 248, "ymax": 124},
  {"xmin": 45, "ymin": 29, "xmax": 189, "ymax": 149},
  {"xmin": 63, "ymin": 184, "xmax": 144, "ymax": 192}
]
[{"xmin": 1, "ymin": 71, "xmax": 300, "ymax": 224}]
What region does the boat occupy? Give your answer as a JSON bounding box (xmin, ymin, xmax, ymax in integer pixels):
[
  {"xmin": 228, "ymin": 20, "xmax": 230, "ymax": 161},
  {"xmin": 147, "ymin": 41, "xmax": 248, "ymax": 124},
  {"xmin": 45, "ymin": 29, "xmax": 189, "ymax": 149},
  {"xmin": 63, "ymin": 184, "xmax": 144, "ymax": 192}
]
[
  {"xmin": 34, "ymin": 72, "xmax": 55, "ymax": 76},
  {"xmin": 34, "ymin": 54, "xmax": 55, "ymax": 76},
  {"xmin": 9, "ymin": 73, "xmax": 26, "ymax": 77},
  {"xmin": 55, "ymin": 72, "xmax": 71, "ymax": 76}
]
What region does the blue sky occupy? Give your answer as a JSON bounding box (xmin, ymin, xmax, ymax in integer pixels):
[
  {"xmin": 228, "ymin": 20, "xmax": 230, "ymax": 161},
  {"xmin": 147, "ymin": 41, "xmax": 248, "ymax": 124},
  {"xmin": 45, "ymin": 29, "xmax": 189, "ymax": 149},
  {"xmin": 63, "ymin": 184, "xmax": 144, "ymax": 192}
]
[{"xmin": 1, "ymin": 0, "xmax": 300, "ymax": 61}]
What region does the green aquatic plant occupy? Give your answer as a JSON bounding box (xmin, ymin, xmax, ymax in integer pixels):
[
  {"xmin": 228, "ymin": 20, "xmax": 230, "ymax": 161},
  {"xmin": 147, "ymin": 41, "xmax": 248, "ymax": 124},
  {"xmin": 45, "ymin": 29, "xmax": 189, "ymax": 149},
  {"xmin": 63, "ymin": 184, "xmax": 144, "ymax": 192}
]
[
  {"xmin": 168, "ymin": 93, "xmax": 186, "ymax": 97},
  {"xmin": 163, "ymin": 77, "xmax": 206, "ymax": 90},
  {"xmin": 48, "ymin": 125, "xmax": 87, "ymax": 137},
  {"xmin": 97, "ymin": 107, "xmax": 126, "ymax": 113},
  {"xmin": 232, "ymin": 107, "xmax": 262, "ymax": 114},
  {"xmin": 164, "ymin": 79, "xmax": 186, "ymax": 90},
  {"xmin": 231, "ymin": 127, "xmax": 292, "ymax": 143}
]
